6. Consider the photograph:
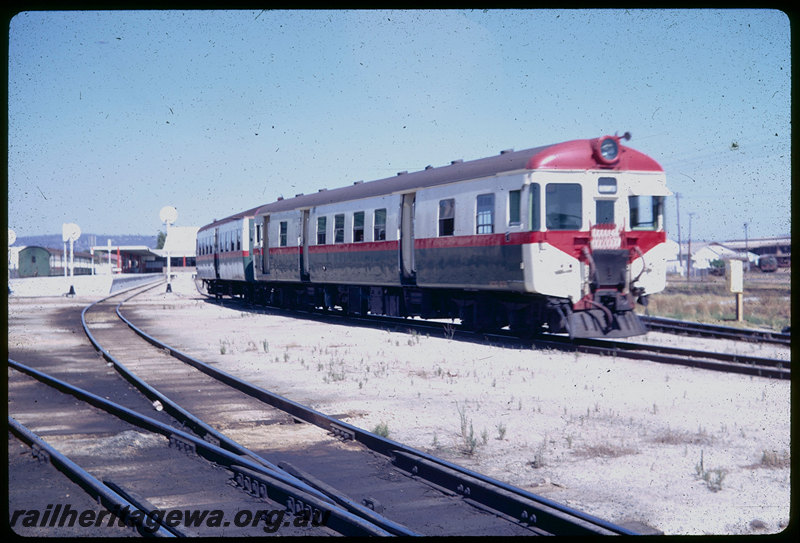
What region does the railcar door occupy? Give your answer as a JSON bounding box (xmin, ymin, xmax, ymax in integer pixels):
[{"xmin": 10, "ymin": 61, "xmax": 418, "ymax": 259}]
[
  {"xmin": 300, "ymin": 210, "xmax": 310, "ymax": 281},
  {"xmin": 261, "ymin": 216, "xmax": 270, "ymax": 275},
  {"xmin": 213, "ymin": 228, "xmax": 220, "ymax": 279},
  {"xmin": 400, "ymin": 192, "xmax": 416, "ymax": 283},
  {"xmin": 253, "ymin": 220, "xmax": 261, "ymax": 273}
]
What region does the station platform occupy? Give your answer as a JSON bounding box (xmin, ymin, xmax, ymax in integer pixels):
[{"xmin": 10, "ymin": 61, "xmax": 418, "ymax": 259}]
[{"xmin": 8, "ymin": 273, "xmax": 164, "ymax": 298}]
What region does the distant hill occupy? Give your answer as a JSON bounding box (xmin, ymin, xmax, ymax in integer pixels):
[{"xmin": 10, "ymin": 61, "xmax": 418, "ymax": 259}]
[{"xmin": 13, "ymin": 234, "xmax": 158, "ymax": 253}]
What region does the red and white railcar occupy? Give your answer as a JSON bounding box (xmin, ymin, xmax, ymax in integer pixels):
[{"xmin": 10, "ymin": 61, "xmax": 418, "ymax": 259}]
[{"xmin": 200, "ymin": 134, "xmax": 670, "ymax": 337}]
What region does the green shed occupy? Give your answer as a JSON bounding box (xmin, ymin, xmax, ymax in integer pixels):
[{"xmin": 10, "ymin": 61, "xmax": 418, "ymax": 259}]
[{"xmin": 18, "ymin": 246, "xmax": 51, "ymax": 278}]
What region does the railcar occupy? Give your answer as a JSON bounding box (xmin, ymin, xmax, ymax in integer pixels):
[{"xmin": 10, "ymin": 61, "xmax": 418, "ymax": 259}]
[
  {"xmin": 198, "ymin": 134, "xmax": 670, "ymax": 338},
  {"xmin": 196, "ymin": 206, "xmax": 259, "ymax": 298}
]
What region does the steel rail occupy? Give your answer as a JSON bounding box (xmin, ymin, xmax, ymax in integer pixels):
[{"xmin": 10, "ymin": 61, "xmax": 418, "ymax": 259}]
[
  {"xmin": 538, "ymin": 335, "xmax": 790, "ymax": 380},
  {"xmin": 7, "ymin": 358, "xmax": 395, "ymax": 537},
  {"xmin": 8, "ymin": 415, "xmax": 179, "ymax": 538},
  {"xmin": 640, "ymin": 315, "xmax": 791, "ymax": 346},
  {"xmin": 116, "ymin": 295, "xmax": 638, "ymax": 535}
]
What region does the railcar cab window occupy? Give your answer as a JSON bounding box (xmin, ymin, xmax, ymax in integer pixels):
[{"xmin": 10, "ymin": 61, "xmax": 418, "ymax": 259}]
[
  {"xmin": 353, "ymin": 211, "xmax": 365, "ymax": 242},
  {"xmin": 374, "ymin": 209, "xmax": 387, "ymax": 241},
  {"xmin": 529, "ymin": 183, "xmax": 541, "ymax": 231},
  {"xmin": 279, "ymin": 221, "xmax": 288, "ymax": 247},
  {"xmin": 317, "ymin": 216, "xmax": 327, "ymax": 245},
  {"xmin": 476, "ymin": 194, "xmax": 495, "ymax": 234},
  {"xmin": 596, "ymin": 177, "xmax": 617, "ymax": 226},
  {"xmin": 439, "ymin": 199, "xmax": 455, "ymax": 236},
  {"xmin": 545, "ymin": 183, "xmax": 582, "ymax": 230},
  {"xmin": 509, "ymin": 190, "xmax": 521, "ymax": 226},
  {"xmin": 334, "ymin": 214, "xmax": 345, "ymax": 243},
  {"xmin": 629, "ymin": 196, "xmax": 664, "ymax": 230}
]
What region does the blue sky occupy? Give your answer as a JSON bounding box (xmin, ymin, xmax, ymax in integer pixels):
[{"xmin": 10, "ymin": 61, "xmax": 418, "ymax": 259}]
[{"xmin": 7, "ymin": 9, "xmax": 791, "ymax": 243}]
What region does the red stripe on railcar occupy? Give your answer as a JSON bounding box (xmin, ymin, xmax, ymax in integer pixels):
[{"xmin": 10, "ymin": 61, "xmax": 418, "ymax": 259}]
[
  {"xmin": 268, "ymin": 246, "xmax": 300, "ymax": 256},
  {"xmin": 308, "ymin": 240, "xmax": 399, "ymax": 254},
  {"xmin": 257, "ymin": 230, "xmax": 664, "ymax": 261},
  {"xmin": 199, "ymin": 250, "xmax": 250, "ymax": 258},
  {"xmin": 415, "ymin": 230, "xmax": 665, "ymax": 261}
]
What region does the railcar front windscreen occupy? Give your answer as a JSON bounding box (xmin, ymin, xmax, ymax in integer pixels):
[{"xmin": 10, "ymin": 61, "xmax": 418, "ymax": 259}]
[
  {"xmin": 629, "ymin": 195, "xmax": 664, "ymax": 230},
  {"xmin": 545, "ymin": 183, "xmax": 582, "ymax": 230}
]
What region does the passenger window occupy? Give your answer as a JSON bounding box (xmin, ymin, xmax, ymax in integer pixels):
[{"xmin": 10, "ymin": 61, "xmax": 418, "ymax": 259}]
[
  {"xmin": 629, "ymin": 196, "xmax": 663, "ymax": 230},
  {"xmin": 334, "ymin": 214, "xmax": 345, "ymax": 243},
  {"xmin": 546, "ymin": 183, "xmax": 582, "ymax": 230},
  {"xmin": 374, "ymin": 209, "xmax": 386, "ymax": 241},
  {"xmin": 353, "ymin": 211, "xmax": 365, "ymax": 242},
  {"xmin": 596, "ymin": 200, "xmax": 615, "ymax": 225},
  {"xmin": 317, "ymin": 217, "xmax": 327, "ymax": 245},
  {"xmin": 438, "ymin": 199, "xmax": 455, "ymax": 236},
  {"xmin": 279, "ymin": 221, "xmax": 288, "ymax": 247},
  {"xmin": 529, "ymin": 183, "xmax": 541, "ymax": 231},
  {"xmin": 509, "ymin": 190, "xmax": 521, "ymax": 226},
  {"xmin": 476, "ymin": 194, "xmax": 494, "ymax": 234}
]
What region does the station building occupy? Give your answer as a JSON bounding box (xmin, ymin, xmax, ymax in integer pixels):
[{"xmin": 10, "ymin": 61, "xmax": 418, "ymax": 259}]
[
  {"xmin": 9, "ymin": 226, "xmax": 199, "ymax": 278},
  {"xmin": 667, "ymin": 235, "xmax": 791, "ymax": 278},
  {"xmin": 719, "ymin": 236, "xmax": 791, "ymax": 268},
  {"xmin": 90, "ymin": 226, "xmax": 199, "ymax": 274}
]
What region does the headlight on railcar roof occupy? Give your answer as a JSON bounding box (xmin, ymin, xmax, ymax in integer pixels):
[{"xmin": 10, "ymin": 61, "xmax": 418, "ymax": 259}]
[
  {"xmin": 593, "ymin": 134, "xmax": 625, "ymax": 166},
  {"xmin": 599, "ymin": 137, "xmax": 618, "ymax": 161}
]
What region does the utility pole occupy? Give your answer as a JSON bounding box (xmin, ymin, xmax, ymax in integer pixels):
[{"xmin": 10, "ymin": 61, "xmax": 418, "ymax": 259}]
[
  {"xmin": 675, "ymin": 192, "xmax": 683, "ymax": 275},
  {"xmin": 743, "ymin": 222, "xmax": 749, "ymax": 272},
  {"xmin": 688, "ymin": 212, "xmax": 695, "ymax": 281}
]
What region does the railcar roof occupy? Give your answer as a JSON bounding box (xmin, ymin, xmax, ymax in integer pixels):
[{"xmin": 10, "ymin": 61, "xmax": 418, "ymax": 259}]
[
  {"xmin": 198, "ymin": 205, "xmax": 262, "ymax": 232},
  {"xmin": 199, "ymin": 137, "xmax": 662, "ymax": 230},
  {"xmin": 254, "ymin": 143, "xmax": 554, "ymax": 217}
]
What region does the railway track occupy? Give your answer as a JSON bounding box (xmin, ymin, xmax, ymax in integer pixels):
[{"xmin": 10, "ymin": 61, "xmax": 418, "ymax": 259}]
[
  {"xmin": 536, "ymin": 334, "xmax": 790, "ymax": 380},
  {"xmin": 9, "ymin": 281, "xmax": 637, "ymax": 536},
  {"xmin": 640, "ymin": 315, "xmax": 791, "ymax": 346},
  {"xmin": 196, "ymin": 287, "xmax": 790, "ymax": 380},
  {"xmin": 7, "ymin": 359, "xmax": 377, "ymax": 537}
]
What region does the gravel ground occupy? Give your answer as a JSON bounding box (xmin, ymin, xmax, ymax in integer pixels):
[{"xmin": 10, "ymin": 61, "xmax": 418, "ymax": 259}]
[{"xmin": 8, "ymin": 273, "xmax": 792, "ymax": 535}]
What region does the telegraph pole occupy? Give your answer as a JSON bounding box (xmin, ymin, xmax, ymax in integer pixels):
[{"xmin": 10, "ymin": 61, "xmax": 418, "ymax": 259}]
[
  {"xmin": 743, "ymin": 222, "xmax": 749, "ymax": 272},
  {"xmin": 675, "ymin": 192, "xmax": 683, "ymax": 275}
]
